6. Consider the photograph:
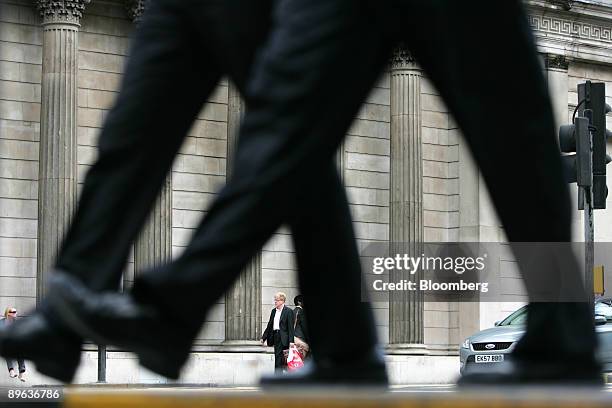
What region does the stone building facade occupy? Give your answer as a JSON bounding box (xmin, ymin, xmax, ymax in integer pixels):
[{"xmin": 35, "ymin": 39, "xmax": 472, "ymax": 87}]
[{"xmin": 0, "ymin": 0, "xmax": 611, "ymax": 385}]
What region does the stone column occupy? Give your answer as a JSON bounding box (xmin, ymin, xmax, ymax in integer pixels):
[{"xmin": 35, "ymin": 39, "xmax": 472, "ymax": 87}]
[
  {"xmin": 388, "ymin": 47, "xmax": 424, "ymax": 347},
  {"xmin": 336, "ymin": 141, "xmax": 345, "ymax": 182},
  {"xmin": 133, "ymin": 177, "xmax": 173, "ymax": 271},
  {"xmin": 36, "ymin": 0, "xmax": 89, "ymax": 300},
  {"xmin": 128, "ymin": 0, "xmax": 174, "ymax": 277},
  {"xmin": 224, "ymin": 81, "xmax": 262, "ymax": 342}
]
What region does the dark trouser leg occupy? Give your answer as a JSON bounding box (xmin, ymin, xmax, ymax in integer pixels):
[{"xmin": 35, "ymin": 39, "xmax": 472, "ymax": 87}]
[
  {"xmin": 289, "ymin": 163, "xmax": 378, "ymax": 363},
  {"xmin": 393, "ymin": 0, "xmax": 595, "ymax": 362},
  {"xmin": 17, "ymin": 360, "xmax": 25, "ymax": 374},
  {"xmin": 273, "ymin": 332, "xmax": 285, "ymax": 372},
  {"xmin": 54, "ymin": 0, "xmax": 221, "ymax": 292},
  {"xmin": 134, "ymin": 0, "xmax": 388, "ymax": 360}
]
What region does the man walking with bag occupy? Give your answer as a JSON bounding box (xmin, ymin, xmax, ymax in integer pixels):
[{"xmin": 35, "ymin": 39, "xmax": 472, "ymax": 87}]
[{"xmin": 262, "ymin": 293, "xmax": 295, "ymax": 372}]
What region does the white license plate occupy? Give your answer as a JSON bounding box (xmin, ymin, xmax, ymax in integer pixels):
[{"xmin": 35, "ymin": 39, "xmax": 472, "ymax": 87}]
[{"xmin": 475, "ymin": 354, "xmax": 504, "ymax": 363}]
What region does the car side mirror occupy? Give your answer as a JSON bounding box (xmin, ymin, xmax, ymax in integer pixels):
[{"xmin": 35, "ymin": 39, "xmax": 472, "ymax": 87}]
[{"xmin": 595, "ymin": 315, "xmax": 607, "ymax": 326}]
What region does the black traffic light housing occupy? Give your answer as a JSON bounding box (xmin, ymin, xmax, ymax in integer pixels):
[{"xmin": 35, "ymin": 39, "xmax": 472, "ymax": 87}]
[
  {"xmin": 578, "ymin": 81, "xmax": 612, "ymax": 209},
  {"xmin": 560, "ymin": 116, "xmax": 591, "ymax": 188}
]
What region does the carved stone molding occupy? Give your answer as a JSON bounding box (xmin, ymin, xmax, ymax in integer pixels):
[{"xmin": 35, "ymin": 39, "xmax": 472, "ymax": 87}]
[
  {"xmin": 544, "ymin": 53, "xmax": 569, "ymax": 71},
  {"xmin": 126, "ymin": 0, "xmax": 147, "ymax": 23},
  {"xmin": 526, "ymin": 0, "xmax": 612, "ymax": 65},
  {"xmin": 390, "ymin": 45, "xmax": 417, "ymax": 70},
  {"xmin": 529, "ymin": 15, "xmax": 612, "ymax": 44},
  {"xmin": 37, "ymin": 0, "xmax": 90, "ymax": 26}
]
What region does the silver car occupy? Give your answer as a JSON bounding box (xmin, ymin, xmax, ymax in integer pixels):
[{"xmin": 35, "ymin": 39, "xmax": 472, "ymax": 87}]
[
  {"xmin": 459, "ymin": 303, "xmax": 612, "ymax": 375},
  {"xmin": 459, "ymin": 306, "xmax": 526, "ymax": 374}
]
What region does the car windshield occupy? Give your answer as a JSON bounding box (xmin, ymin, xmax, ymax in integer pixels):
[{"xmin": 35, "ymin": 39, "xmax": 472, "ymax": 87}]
[
  {"xmin": 497, "ymin": 302, "xmax": 612, "ymax": 327},
  {"xmin": 497, "ymin": 306, "xmax": 527, "ymax": 326}
]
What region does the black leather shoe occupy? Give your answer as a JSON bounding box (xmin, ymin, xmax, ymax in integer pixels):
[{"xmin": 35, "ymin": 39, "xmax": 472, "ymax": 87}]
[
  {"xmin": 458, "ymin": 359, "xmax": 604, "ymax": 387},
  {"xmin": 47, "ymin": 272, "xmax": 192, "ymax": 380},
  {"xmin": 260, "ymin": 350, "xmax": 388, "ymax": 388},
  {"xmin": 0, "ymin": 312, "xmax": 81, "ymax": 383}
]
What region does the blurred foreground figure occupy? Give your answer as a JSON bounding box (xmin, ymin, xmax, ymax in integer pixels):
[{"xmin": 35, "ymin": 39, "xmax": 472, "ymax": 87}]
[
  {"xmin": 2, "ymin": 0, "xmax": 600, "ymax": 386},
  {"xmin": 186, "ymin": 0, "xmax": 599, "ymax": 386},
  {"xmin": 0, "ymin": 0, "xmax": 384, "ymax": 385}
]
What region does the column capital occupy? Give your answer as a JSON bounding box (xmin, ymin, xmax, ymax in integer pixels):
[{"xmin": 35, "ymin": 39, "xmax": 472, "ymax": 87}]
[
  {"xmin": 37, "ymin": 0, "xmax": 90, "ymax": 26},
  {"xmin": 544, "ymin": 53, "xmax": 569, "ymax": 71},
  {"xmin": 126, "ymin": 0, "xmax": 147, "ymax": 23},
  {"xmin": 390, "ymin": 45, "xmax": 418, "ymax": 71}
]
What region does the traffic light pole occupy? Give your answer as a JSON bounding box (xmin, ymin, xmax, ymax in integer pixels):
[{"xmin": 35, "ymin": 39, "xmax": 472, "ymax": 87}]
[
  {"xmin": 582, "ymin": 109, "xmax": 595, "ymax": 311},
  {"xmin": 98, "ymin": 345, "xmax": 107, "ymax": 383},
  {"xmin": 583, "ymin": 185, "xmax": 594, "ymax": 311}
]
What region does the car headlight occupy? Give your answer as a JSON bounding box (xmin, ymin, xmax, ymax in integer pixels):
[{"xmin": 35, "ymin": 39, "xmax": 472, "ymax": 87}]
[{"xmin": 461, "ymin": 338, "xmax": 471, "ymax": 349}]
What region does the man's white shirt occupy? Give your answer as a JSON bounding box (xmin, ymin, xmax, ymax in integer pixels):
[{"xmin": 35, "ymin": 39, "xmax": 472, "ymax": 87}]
[{"xmin": 273, "ymin": 304, "xmax": 284, "ymax": 330}]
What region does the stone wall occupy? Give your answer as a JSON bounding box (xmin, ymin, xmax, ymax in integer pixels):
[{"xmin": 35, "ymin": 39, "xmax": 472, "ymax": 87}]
[
  {"xmin": 0, "ymin": 0, "xmax": 41, "ymax": 314},
  {"xmin": 348, "ymin": 73, "xmax": 392, "ymax": 343},
  {"xmin": 420, "ymin": 77, "xmax": 460, "ymax": 350},
  {"xmin": 173, "ymin": 82, "xmax": 228, "ymax": 343}
]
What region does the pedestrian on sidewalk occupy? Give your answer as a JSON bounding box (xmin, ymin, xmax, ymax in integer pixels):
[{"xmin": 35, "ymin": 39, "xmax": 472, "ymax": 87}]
[
  {"xmin": 293, "ymin": 295, "xmax": 309, "ymax": 360},
  {"xmin": 262, "ymin": 293, "xmax": 295, "ymax": 372},
  {"xmin": 2, "ymin": 308, "xmax": 26, "ymax": 382}
]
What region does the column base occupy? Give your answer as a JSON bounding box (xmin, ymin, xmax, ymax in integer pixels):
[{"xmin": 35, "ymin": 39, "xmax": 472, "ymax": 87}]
[
  {"xmin": 217, "ymin": 340, "xmax": 268, "ymax": 353},
  {"xmin": 386, "ymin": 343, "xmax": 429, "ymax": 355}
]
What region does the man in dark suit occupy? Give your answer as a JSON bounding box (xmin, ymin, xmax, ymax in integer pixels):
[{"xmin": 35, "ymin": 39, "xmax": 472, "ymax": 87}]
[
  {"xmin": 261, "ymin": 293, "xmax": 295, "ymax": 372},
  {"xmin": 0, "ymin": 0, "xmax": 381, "ymax": 384}
]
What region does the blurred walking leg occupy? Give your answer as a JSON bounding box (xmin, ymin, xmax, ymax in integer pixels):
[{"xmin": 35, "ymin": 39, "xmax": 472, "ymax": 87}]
[
  {"xmin": 0, "ymin": 0, "xmax": 224, "ymax": 382},
  {"xmin": 392, "ymin": 0, "xmax": 598, "ymax": 379},
  {"xmin": 131, "ymin": 0, "xmax": 389, "ymax": 372}
]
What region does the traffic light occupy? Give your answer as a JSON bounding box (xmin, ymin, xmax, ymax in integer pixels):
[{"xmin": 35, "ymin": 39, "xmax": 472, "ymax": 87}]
[
  {"xmin": 578, "ymin": 81, "xmax": 612, "ymax": 209},
  {"xmin": 559, "ymin": 115, "xmax": 591, "ymax": 188}
]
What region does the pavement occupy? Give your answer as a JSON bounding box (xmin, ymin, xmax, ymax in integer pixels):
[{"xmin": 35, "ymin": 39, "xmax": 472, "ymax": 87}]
[{"xmin": 3, "ymin": 383, "xmax": 612, "ymax": 407}]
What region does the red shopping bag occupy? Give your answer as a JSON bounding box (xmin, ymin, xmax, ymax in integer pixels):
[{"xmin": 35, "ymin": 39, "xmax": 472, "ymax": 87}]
[{"xmin": 286, "ymin": 344, "xmax": 304, "ymax": 371}]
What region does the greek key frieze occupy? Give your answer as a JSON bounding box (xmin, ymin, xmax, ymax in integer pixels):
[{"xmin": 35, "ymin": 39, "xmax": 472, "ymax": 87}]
[{"xmin": 529, "ymin": 15, "xmax": 612, "ymax": 43}]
